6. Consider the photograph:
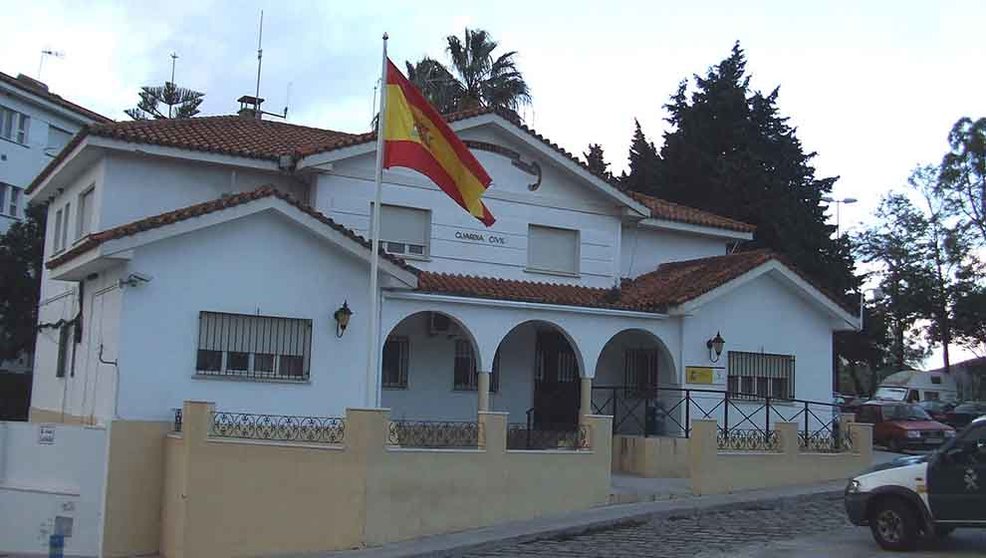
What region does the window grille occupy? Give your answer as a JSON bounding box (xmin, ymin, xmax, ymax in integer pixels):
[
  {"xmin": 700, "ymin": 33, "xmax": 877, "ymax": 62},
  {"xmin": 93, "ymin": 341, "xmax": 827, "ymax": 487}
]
[
  {"xmin": 195, "ymin": 311, "xmax": 312, "ymax": 381},
  {"xmin": 624, "ymin": 348, "xmax": 659, "ymax": 396},
  {"xmin": 382, "ymin": 336, "xmax": 409, "ymax": 389},
  {"xmin": 452, "ymin": 339, "xmax": 497, "ymax": 392},
  {"xmin": 726, "ymin": 351, "xmax": 795, "ymax": 399}
]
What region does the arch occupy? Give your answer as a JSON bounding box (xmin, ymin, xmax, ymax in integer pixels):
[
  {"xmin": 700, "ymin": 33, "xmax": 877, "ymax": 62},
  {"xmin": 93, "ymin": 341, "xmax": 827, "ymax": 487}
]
[
  {"xmin": 592, "ymin": 328, "xmax": 681, "ymax": 436},
  {"xmin": 381, "ymin": 308, "xmax": 484, "ymax": 371},
  {"xmin": 492, "ymin": 319, "xmax": 585, "ymax": 429},
  {"xmin": 378, "ymin": 310, "xmax": 484, "ymax": 421}
]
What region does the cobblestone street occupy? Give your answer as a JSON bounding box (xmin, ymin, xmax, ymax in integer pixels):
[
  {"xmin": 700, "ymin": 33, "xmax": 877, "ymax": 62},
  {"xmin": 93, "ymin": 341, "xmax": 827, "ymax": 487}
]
[{"xmin": 465, "ymin": 495, "xmax": 851, "ymax": 558}]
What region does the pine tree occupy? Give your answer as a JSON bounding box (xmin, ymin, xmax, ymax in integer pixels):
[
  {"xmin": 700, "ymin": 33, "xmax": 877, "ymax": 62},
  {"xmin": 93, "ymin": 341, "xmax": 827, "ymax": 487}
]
[
  {"xmin": 583, "ymin": 143, "xmax": 610, "ymax": 178},
  {"xmin": 620, "ymin": 120, "xmax": 661, "ymax": 194},
  {"xmin": 125, "ymin": 81, "xmax": 204, "ymax": 120},
  {"xmin": 643, "ymin": 42, "xmax": 855, "ymax": 297}
]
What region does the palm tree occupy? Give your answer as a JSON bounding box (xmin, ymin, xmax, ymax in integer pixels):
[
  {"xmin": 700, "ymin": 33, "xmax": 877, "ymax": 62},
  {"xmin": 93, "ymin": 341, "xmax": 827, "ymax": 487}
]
[{"xmin": 406, "ymin": 28, "xmax": 531, "ymax": 115}]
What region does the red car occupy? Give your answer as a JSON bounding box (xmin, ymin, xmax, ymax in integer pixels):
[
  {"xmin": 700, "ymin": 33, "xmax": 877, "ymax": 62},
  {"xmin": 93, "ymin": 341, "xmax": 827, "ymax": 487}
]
[{"xmin": 854, "ymin": 401, "xmax": 956, "ymax": 452}]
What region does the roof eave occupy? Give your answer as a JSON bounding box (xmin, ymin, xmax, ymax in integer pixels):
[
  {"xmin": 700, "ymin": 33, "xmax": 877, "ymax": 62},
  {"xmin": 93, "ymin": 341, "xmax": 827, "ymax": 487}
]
[{"xmin": 638, "ymin": 218, "xmax": 755, "ymax": 240}]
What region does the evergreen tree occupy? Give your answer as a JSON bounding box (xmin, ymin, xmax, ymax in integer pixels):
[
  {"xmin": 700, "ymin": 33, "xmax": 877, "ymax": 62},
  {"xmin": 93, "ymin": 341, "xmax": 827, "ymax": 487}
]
[
  {"xmin": 619, "ymin": 120, "xmax": 661, "ymax": 194},
  {"xmin": 583, "ymin": 143, "xmax": 610, "ymax": 178},
  {"xmin": 939, "ymin": 117, "xmax": 986, "ymax": 245},
  {"xmin": 0, "ymin": 204, "xmax": 45, "ymax": 360},
  {"xmin": 125, "ymin": 81, "xmax": 204, "ymax": 120},
  {"xmin": 637, "ymin": 43, "xmax": 855, "ymax": 297}
]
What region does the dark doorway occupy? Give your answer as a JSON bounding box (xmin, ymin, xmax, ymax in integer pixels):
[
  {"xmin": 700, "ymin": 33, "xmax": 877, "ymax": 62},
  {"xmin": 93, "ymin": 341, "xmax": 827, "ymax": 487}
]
[{"xmin": 532, "ymin": 329, "xmax": 580, "ymax": 429}]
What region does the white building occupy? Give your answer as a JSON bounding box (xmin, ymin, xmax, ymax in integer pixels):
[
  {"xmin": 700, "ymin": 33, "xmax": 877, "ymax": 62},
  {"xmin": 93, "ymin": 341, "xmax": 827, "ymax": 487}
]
[
  {"xmin": 0, "ymin": 72, "xmax": 109, "ymax": 384},
  {"xmin": 25, "ymin": 107, "xmax": 860, "ymax": 428}
]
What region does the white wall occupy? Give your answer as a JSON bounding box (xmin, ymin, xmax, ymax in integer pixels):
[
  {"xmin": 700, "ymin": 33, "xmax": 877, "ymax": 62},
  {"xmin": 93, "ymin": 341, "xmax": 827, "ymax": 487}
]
[
  {"xmin": 100, "ymin": 153, "xmax": 306, "ymax": 229},
  {"xmin": 620, "ymin": 225, "xmax": 728, "ymax": 278},
  {"xmin": 114, "ymin": 210, "xmax": 373, "ymax": 421},
  {"xmin": 0, "ymin": 421, "xmax": 107, "ymax": 556},
  {"xmin": 315, "ymin": 126, "xmax": 626, "ymax": 288}
]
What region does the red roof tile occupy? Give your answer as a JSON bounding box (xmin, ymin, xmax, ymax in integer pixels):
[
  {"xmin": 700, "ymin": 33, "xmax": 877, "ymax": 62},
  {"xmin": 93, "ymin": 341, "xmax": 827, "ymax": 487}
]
[
  {"xmin": 417, "ymin": 249, "xmax": 853, "ymax": 314},
  {"xmin": 46, "ymin": 186, "xmax": 416, "ymax": 274},
  {"xmin": 0, "ymin": 71, "xmax": 112, "ymax": 124},
  {"xmin": 628, "ymin": 192, "xmax": 756, "ymax": 233}
]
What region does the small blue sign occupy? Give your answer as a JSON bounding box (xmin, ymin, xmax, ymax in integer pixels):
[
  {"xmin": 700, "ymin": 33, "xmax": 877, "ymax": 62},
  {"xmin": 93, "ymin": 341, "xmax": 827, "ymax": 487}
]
[{"xmin": 49, "ymin": 534, "xmax": 64, "ymax": 558}]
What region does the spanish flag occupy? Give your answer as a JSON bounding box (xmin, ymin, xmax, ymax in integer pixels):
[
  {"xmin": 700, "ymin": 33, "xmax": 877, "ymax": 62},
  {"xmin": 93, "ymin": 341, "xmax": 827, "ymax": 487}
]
[{"xmin": 382, "ymin": 59, "xmax": 496, "ymax": 226}]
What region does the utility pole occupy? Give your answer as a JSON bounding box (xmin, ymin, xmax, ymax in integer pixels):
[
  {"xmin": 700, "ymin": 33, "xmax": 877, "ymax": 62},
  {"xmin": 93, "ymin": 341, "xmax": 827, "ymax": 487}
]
[
  {"xmin": 822, "ymin": 196, "xmax": 858, "ymax": 237},
  {"xmin": 169, "ymin": 52, "xmax": 179, "ymax": 118}
]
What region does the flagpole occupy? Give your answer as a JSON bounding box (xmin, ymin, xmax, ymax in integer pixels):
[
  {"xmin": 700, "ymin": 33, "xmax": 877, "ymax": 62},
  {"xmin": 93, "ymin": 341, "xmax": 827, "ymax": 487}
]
[{"xmin": 366, "ymin": 33, "xmax": 389, "ymax": 408}]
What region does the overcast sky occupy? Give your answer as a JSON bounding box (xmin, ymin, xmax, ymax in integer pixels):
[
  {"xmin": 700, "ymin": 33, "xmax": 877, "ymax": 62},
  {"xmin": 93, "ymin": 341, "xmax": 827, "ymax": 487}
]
[{"xmin": 3, "ymin": 1, "xmax": 984, "ymax": 367}]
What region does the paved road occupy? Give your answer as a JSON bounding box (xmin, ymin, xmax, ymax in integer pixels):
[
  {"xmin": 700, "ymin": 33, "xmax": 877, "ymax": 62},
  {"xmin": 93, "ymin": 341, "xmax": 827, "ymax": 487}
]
[{"xmin": 464, "ymin": 495, "xmax": 986, "ymax": 557}]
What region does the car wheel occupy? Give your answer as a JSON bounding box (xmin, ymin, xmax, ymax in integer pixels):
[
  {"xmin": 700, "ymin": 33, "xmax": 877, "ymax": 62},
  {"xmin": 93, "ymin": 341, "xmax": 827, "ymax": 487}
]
[
  {"xmin": 932, "ymin": 525, "xmax": 955, "ymax": 538},
  {"xmin": 869, "ymin": 497, "xmax": 918, "ymax": 551}
]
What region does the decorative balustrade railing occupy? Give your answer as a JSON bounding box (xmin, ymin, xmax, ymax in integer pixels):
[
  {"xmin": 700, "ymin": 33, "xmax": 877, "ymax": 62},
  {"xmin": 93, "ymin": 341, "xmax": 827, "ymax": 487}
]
[
  {"xmin": 591, "ymin": 385, "xmax": 850, "ymax": 453},
  {"xmin": 387, "ymin": 420, "xmax": 480, "ymax": 449},
  {"xmin": 209, "ymin": 411, "xmax": 345, "ymax": 444},
  {"xmin": 506, "ymin": 423, "xmax": 589, "ymax": 450},
  {"xmin": 172, "ymin": 408, "xmax": 183, "ymax": 433}
]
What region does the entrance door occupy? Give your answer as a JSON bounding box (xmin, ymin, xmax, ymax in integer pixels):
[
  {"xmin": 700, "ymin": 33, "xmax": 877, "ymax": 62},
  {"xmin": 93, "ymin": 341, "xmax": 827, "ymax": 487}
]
[
  {"xmin": 928, "ymin": 422, "xmax": 986, "ymax": 522},
  {"xmin": 532, "ymin": 330, "xmax": 580, "ymax": 429}
]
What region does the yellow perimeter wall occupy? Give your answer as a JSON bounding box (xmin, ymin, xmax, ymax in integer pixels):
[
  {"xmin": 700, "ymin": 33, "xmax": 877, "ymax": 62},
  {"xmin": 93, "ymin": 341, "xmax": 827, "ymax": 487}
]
[
  {"xmin": 688, "ymin": 418, "xmax": 873, "ymax": 495},
  {"xmin": 160, "ymin": 402, "xmax": 613, "ymax": 557}
]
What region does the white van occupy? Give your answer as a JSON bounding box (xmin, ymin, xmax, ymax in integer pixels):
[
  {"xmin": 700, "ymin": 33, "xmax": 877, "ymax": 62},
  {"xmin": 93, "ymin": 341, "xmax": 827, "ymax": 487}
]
[{"xmin": 874, "ymin": 370, "xmax": 958, "ymax": 404}]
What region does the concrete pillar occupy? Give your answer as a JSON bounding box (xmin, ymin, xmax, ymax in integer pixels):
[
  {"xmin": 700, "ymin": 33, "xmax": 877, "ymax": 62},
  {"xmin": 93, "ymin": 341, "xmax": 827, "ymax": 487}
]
[
  {"xmin": 579, "ymin": 377, "xmax": 593, "ymax": 421},
  {"xmin": 478, "ymin": 411, "xmax": 507, "ymax": 453},
  {"xmin": 477, "ymin": 371, "xmax": 491, "ymax": 412}
]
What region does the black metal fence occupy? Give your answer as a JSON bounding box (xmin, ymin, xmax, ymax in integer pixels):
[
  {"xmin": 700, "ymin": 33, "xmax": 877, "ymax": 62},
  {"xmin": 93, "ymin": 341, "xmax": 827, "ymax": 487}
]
[
  {"xmin": 506, "ymin": 422, "xmax": 589, "ymax": 450},
  {"xmin": 387, "ymin": 420, "xmax": 480, "ymax": 449},
  {"xmin": 209, "ymin": 411, "xmax": 345, "ymax": 444},
  {"xmin": 172, "ymin": 408, "xmax": 182, "ymax": 433},
  {"xmin": 592, "ymin": 385, "xmax": 850, "ymax": 453}
]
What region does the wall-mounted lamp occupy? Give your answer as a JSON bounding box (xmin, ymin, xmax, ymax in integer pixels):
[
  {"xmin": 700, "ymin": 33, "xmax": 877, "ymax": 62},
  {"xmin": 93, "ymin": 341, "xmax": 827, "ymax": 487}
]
[
  {"xmin": 706, "ymin": 331, "xmax": 725, "ymax": 363},
  {"xmin": 333, "ymin": 301, "xmax": 353, "ymax": 338}
]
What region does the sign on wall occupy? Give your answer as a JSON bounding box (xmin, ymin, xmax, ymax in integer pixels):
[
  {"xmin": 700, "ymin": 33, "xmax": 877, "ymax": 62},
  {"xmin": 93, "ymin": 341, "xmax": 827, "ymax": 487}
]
[
  {"xmin": 453, "ymin": 230, "xmax": 507, "ymax": 245},
  {"xmin": 685, "ymin": 366, "xmax": 726, "ymax": 385},
  {"xmin": 38, "ymin": 424, "xmax": 55, "ymax": 445}
]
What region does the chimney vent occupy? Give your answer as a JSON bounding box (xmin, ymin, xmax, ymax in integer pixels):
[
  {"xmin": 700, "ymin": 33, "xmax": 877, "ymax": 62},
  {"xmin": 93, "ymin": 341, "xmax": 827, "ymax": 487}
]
[
  {"xmin": 17, "ymin": 73, "xmax": 49, "ymax": 92},
  {"xmin": 237, "ymin": 95, "xmax": 264, "ymax": 119}
]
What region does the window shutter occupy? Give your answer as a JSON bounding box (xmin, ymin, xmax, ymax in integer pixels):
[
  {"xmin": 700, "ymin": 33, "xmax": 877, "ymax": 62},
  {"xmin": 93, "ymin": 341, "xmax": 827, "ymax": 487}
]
[
  {"xmin": 380, "ymin": 205, "xmax": 429, "ymax": 246},
  {"xmin": 528, "ymin": 225, "xmax": 578, "ymax": 274}
]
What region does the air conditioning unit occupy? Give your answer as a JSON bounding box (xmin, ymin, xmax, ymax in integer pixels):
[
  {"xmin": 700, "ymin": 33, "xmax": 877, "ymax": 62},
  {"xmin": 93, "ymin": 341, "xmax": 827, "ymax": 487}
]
[{"xmin": 428, "ymin": 312, "xmax": 452, "ymax": 336}]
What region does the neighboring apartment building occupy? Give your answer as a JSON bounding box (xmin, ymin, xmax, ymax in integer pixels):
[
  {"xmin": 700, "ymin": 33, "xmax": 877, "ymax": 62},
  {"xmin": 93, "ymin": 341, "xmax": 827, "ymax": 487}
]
[
  {"xmin": 0, "ymin": 72, "xmax": 109, "ymax": 386},
  {"xmin": 25, "ymin": 106, "xmax": 860, "ymax": 427}
]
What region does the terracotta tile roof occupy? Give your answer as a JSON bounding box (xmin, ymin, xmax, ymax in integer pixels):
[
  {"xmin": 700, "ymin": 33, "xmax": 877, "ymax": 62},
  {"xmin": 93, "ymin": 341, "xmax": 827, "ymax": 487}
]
[
  {"xmin": 27, "ymin": 106, "xmax": 756, "ymax": 235},
  {"xmin": 46, "ymin": 186, "xmax": 416, "ymax": 274},
  {"xmin": 417, "ymin": 249, "xmax": 854, "ymax": 314},
  {"xmin": 628, "ymin": 192, "xmax": 756, "ymax": 234},
  {"xmin": 0, "ymin": 71, "xmax": 112, "ymax": 124}
]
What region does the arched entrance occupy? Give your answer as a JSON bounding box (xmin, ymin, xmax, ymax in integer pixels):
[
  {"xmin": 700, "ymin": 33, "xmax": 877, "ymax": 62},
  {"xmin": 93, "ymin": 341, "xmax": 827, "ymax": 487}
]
[
  {"xmin": 493, "ymin": 320, "xmax": 583, "ymax": 430},
  {"xmin": 593, "ymin": 329, "xmax": 679, "ymax": 436},
  {"xmin": 379, "ymin": 311, "xmax": 482, "ymax": 421}
]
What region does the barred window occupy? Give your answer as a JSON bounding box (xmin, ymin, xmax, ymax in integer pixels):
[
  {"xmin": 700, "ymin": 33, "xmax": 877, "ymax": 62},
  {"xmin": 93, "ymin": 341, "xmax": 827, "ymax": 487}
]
[
  {"xmin": 452, "ymin": 340, "xmax": 498, "ymax": 392},
  {"xmin": 624, "ymin": 348, "xmax": 659, "ymax": 396},
  {"xmin": 726, "ymin": 351, "xmax": 795, "ymax": 400},
  {"xmin": 195, "ymin": 311, "xmax": 312, "ymax": 381},
  {"xmin": 382, "ymin": 336, "xmax": 409, "ymax": 389}
]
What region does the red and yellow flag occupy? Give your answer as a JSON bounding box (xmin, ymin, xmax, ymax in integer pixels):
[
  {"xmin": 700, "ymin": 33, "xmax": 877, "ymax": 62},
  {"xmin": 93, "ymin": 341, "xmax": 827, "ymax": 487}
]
[{"xmin": 382, "ymin": 60, "xmax": 495, "ymax": 226}]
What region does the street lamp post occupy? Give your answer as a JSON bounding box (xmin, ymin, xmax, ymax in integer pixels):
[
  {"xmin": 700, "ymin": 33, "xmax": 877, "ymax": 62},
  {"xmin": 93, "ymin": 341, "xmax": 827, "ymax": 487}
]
[{"xmin": 822, "ymin": 196, "xmax": 858, "ymax": 237}]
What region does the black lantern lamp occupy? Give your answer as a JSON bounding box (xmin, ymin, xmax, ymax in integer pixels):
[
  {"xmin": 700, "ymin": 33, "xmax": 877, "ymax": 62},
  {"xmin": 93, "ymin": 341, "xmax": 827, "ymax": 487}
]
[
  {"xmin": 707, "ymin": 331, "xmax": 725, "ymax": 363},
  {"xmin": 333, "ymin": 301, "xmax": 353, "ymax": 338}
]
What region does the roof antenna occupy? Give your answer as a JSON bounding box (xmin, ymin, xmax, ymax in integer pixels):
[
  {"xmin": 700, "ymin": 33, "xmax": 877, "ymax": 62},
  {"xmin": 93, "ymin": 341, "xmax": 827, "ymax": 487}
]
[
  {"xmin": 168, "ymin": 52, "xmax": 179, "ymax": 118},
  {"xmin": 236, "ymin": 10, "xmax": 288, "ymax": 121},
  {"xmin": 38, "ymin": 48, "xmax": 64, "ymax": 81},
  {"xmin": 255, "ymin": 10, "xmax": 263, "ymax": 120}
]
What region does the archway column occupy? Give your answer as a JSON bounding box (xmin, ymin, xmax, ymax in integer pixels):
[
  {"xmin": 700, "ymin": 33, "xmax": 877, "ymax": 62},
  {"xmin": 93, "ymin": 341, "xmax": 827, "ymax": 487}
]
[
  {"xmin": 477, "ymin": 371, "xmax": 491, "ymax": 412},
  {"xmin": 579, "ymin": 377, "xmax": 592, "ymax": 422}
]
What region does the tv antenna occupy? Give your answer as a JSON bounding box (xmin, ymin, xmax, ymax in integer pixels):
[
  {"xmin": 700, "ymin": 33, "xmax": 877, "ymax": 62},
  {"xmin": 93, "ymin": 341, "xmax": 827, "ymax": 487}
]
[
  {"xmin": 38, "ymin": 49, "xmax": 64, "ymax": 81},
  {"xmin": 238, "ymin": 10, "xmax": 287, "ymax": 120}
]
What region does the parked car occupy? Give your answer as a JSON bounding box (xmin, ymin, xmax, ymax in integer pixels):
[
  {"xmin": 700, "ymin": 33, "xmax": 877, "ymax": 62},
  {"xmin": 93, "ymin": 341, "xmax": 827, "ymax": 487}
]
[
  {"xmin": 944, "ymin": 401, "xmax": 986, "ymax": 429},
  {"xmin": 918, "ymin": 400, "xmax": 955, "ymax": 423},
  {"xmin": 845, "ymin": 416, "xmax": 986, "ymax": 550},
  {"xmin": 854, "ymin": 401, "xmax": 956, "ymax": 452}
]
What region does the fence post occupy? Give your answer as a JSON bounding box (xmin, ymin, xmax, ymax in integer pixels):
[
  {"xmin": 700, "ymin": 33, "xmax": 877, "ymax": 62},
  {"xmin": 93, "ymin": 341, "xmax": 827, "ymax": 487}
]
[
  {"xmin": 803, "ymin": 401, "xmax": 810, "ymax": 444},
  {"xmin": 612, "ymin": 388, "xmax": 618, "ymax": 435},
  {"xmin": 723, "ymin": 390, "xmax": 730, "ymax": 436},
  {"xmin": 684, "ymin": 390, "xmax": 691, "ymax": 438},
  {"xmin": 525, "ymin": 409, "xmax": 533, "ymax": 450},
  {"xmin": 765, "ymin": 396, "xmax": 771, "ymax": 446}
]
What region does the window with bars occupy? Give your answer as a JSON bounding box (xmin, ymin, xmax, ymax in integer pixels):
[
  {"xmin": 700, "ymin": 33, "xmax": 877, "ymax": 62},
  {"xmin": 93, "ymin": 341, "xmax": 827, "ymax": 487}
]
[
  {"xmin": 453, "ymin": 339, "xmax": 498, "ymax": 392},
  {"xmin": 382, "ymin": 336, "xmax": 409, "ymax": 389},
  {"xmin": 195, "ymin": 311, "xmax": 312, "ymax": 381},
  {"xmin": 726, "ymin": 351, "xmax": 795, "ymax": 400},
  {"xmin": 624, "ymin": 348, "xmax": 659, "ymax": 396}
]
